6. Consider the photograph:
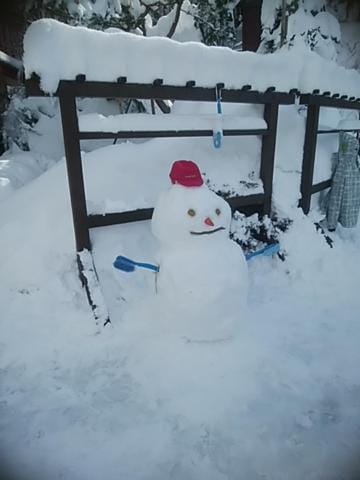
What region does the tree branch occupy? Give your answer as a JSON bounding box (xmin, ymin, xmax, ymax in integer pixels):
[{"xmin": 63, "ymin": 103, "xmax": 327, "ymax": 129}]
[{"xmin": 167, "ymin": 0, "xmax": 184, "ymax": 38}]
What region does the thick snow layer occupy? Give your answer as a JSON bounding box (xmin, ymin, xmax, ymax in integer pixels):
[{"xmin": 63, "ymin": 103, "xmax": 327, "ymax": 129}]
[
  {"xmin": 1, "ymin": 150, "xmax": 360, "ymax": 479},
  {"xmin": 286, "ymin": 10, "xmax": 341, "ymax": 61},
  {"xmin": 337, "ymin": 119, "xmax": 360, "ymax": 130},
  {"xmin": 288, "ymin": 9, "xmax": 341, "ymax": 42},
  {"xmin": 272, "ymin": 104, "xmax": 340, "ymax": 212},
  {"xmin": 24, "ymin": 19, "xmax": 360, "ymax": 97},
  {"xmin": 79, "ymin": 113, "xmax": 267, "ymax": 132},
  {"xmin": 0, "ymin": 149, "xmax": 56, "ymax": 202},
  {"xmin": 82, "ymin": 135, "xmax": 263, "ymax": 215},
  {"xmin": 2, "ymin": 56, "xmax": 360, "ymax": 476}
]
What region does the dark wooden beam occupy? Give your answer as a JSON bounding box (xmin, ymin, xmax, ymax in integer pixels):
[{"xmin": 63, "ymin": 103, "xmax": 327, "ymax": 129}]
[
  {"xmin": 58, "ymin": 84, "xmax": 91, "ymax": 251},
  {"xmin": 88, "ymin": 208, "xmax": 153, "ymax": 228},
  {"xmin": 300, "ymin": 93, "xmax": 360, "ymax": 111},
  {"xmin": 227, "ymin": 193, "xmax": 264, "ymax": 208},
  {"xmin": 260, "ymin": 102, "xmax": 279, "ymax": 215},
  {"xmin": 299, "ymin": 104, "xmax": 320, "ymax": 214},
  {"xmin": 318, "ymin": 129, "xmax": 360, "ymax": 134},
  {"xmin": 311, "ymin": 179, "xmax": 331, "ymax": 194},
  {"xmin": 79, "ymin": 128, "xmax": 269, "ymax": 140},
  {"xmin": 77, "ymin": 252, "xmax": 110, "ymax": 326},
  {"xmin": 88, "ymin": 193, "xmax": 266, "ymax": 228},
  {"xmin": 25, "ymin": 77, "xmax": 295, "ymax": 104},
  {"xmin": 0, "ymin": 50, "xmax": 24, "ymax": 83},
  {"xmin": 155, "ymin": 99, "xmax": 171, "ymax": 113}
]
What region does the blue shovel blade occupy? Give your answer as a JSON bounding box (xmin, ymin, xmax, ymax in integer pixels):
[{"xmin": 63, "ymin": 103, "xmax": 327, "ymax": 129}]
[
  {"xmin": 113, "ymin": 255, "xmax": 159, "ymax": 273},
  {"xmin": 113, "ymin": 256, "xmax": 135, "ymax": 272},
  {"xmin": 245, "ymin": 243, "xmax": 280, "ymax": 261}
]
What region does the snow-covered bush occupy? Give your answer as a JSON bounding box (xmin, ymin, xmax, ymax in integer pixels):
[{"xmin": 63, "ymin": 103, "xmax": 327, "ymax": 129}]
[
  {"xmin": 260, "ymin": 0, "xmax": 341, "ymax": 61},
  {"xmin": 3, "ymin": 87, "xmax": 39, "ymax": 152}
]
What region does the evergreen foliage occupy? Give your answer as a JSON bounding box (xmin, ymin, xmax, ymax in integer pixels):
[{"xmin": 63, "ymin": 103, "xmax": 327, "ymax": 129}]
[{"xmin": 193, "ymin": 0, "xmax": 236, "ymax": 47}]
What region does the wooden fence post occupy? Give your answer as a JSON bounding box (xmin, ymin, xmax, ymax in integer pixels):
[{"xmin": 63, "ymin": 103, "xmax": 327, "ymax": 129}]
[
  {"xmin": 58, "ymin": 82, "xmax": 91, "ymax": 252},
  {"xmin": 260, "ymin": 102, "xmax": 279, "ymax": 216},
  {"xmin": 300, "ymin": 104, "xmax": 320, "ymax": 214}
]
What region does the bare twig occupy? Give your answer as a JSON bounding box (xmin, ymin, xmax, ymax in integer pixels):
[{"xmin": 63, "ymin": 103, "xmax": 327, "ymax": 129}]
[{"xmin": 167, "ymin": 0, "xmax": 184, "ymax": 38}]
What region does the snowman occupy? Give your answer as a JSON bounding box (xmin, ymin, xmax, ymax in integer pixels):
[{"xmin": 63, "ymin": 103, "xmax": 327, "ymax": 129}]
[{"xmin": 151, "ymin": 160, "xmax": 248, "ymax": 340}]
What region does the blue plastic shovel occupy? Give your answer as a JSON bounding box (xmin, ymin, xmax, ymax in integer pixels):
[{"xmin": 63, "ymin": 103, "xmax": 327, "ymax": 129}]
[{"xmin": 113, "ymin": 255, "xmax": 159, "ymax": 273}]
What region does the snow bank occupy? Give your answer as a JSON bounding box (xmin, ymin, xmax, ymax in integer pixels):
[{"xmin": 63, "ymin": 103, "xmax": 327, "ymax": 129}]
[
  {"xmin": 1, "ymin": 101, "xmax": 360, "ymax": 479},
  {"xmin": 23, "ymin": 19, "xmax": 360, "ymax": 98},
  {"xmin": 82, "ymin": 136, "xmax": 263, "ymax": 215},
  {"xmin": 337, "ymin": 119, "xmax": 360, "ymax": 130},
  {"xmin": 0, "ymin": 149, "xmax": 56, "ymax": 202}
]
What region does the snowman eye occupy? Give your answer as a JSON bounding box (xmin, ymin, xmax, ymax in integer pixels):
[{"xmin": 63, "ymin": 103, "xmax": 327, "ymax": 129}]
[
  {"xmin": 187, "ymin": 208, "xmax": 196, "ymax": 217},
  {"xmin": 215, "ymin": 208, "xmax": 221, "ymax": 216}
]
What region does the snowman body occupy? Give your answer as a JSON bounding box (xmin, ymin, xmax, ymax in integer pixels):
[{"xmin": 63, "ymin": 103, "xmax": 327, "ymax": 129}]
[
  {"xmin": 151, "ymin": 173, "xmax": 248, "ymax": 338},
  {"xmin": 156, "ymin": 236, "xmax": 247, "ymax": 307}
]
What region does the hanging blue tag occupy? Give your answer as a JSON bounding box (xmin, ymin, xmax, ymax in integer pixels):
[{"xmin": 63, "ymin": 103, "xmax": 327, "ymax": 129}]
[
  {"xmin": 213, "ymin": 131, "xmax": 222, "ymax": 148},
  {"xmin": 213, "ymin": 86, "xmax": 223, "ymax": 149}
]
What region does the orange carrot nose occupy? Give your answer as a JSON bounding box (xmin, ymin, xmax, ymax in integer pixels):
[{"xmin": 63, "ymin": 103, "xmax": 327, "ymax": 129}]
[{"xmin": 204, "ymin": 217, "xmax": 214, "ymax": 227}]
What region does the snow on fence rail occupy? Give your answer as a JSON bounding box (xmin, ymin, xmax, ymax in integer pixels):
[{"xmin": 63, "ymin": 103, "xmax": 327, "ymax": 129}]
[{"xmin": 24, "ymin": 19, "xmax": 360, "ymax": 99}]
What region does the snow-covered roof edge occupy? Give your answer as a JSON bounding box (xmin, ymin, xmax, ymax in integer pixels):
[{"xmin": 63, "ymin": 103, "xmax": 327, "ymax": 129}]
[{"xmin": 23, "ymin": 19, "xmax": 360, "ymax": 99}]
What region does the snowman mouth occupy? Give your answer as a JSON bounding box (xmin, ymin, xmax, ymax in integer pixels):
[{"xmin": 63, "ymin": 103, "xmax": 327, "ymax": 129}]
[{"xmin": 190, "ymin": 227, "xmax": 225, "ymax": 235}]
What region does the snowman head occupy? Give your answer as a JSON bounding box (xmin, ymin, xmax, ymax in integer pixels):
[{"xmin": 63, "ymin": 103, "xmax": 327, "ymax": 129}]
[{"xmin": 152, "ymin": 161, "xmax": 231, "ymax": 246}]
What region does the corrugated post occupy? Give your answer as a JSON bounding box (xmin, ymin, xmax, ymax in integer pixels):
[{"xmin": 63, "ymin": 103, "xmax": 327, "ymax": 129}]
[
  {"xmin": 58, "ymin": 81, "xmax": 91, "ymax": 252},
  {"xmin": 260, "ymin": 102, "xmax": 279, "ymax": 216},
  {"xmin": 300, "ymin": 104, "xmax": 320, "ymax": 214}
]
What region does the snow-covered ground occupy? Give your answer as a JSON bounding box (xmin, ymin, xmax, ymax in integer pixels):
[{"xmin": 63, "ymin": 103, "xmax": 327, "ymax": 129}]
[
  {"xmin": 1, "ymin": 130, "xmax": 360, "ymax": 479},
  {"xmin": 1, "ymin": 14, "xmax": 360, "ymax": 478}
]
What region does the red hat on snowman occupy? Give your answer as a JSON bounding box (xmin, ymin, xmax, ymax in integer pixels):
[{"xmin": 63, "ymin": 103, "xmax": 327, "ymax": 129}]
[{"xmin": 169, "ymin": 160, "xmax": 204, "ymax": 187}]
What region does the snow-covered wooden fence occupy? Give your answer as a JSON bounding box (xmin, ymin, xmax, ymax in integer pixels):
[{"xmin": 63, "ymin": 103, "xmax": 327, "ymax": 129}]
[
  {"xmin": 24, "ymin": 73, "xmax": 360, "ymax": 325},
  {"xmin": 26, "ymin": 75, "xmax": 295, "ymax": 249},
  {"xmin": 20, "ymin": 18, "xmax": 360, "ymax": 324},
  {"xmin": 26, "ymin": 74, "xmax": 295, "ymax": 324},
  {"xmin": 300, "ymin": 93, "xmax": 360, "ymax": 214}
]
